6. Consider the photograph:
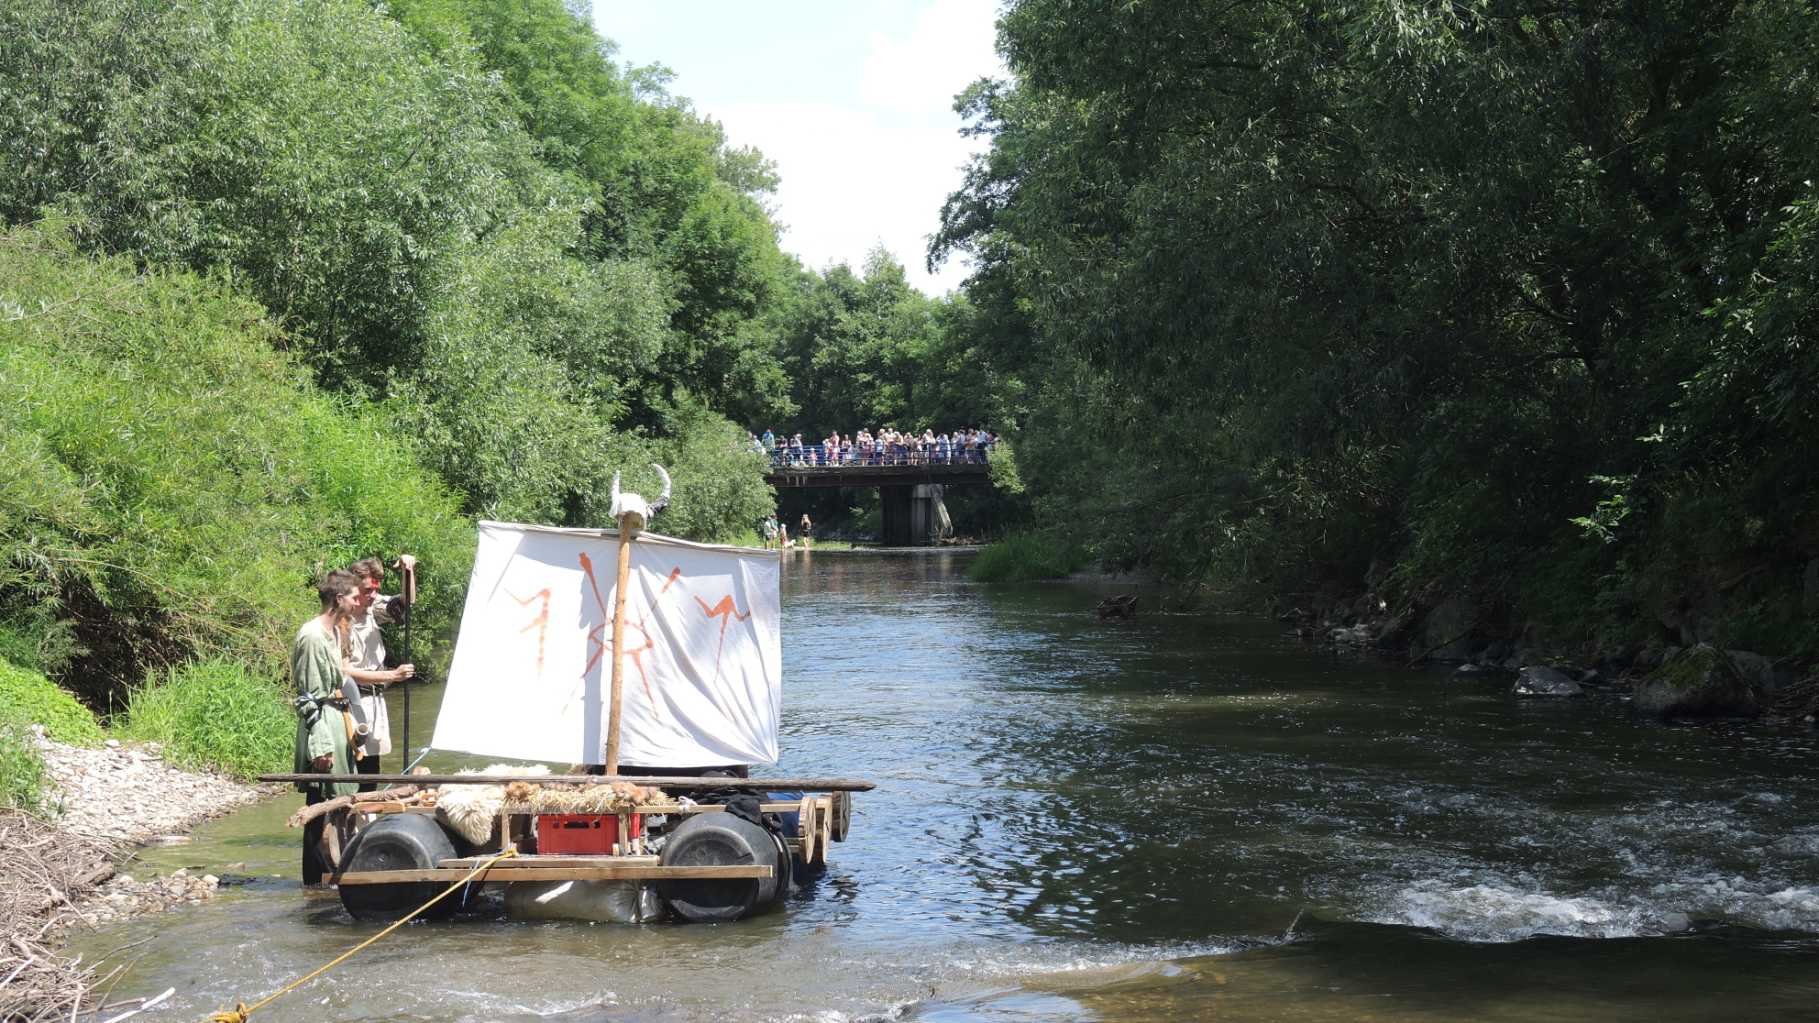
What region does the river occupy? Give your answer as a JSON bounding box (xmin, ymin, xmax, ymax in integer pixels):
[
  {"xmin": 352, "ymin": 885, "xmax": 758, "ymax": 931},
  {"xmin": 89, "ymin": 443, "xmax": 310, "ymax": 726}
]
[{"xmin": 72, "ymin": 551, "xmax": 1819, "ymax": 1020}]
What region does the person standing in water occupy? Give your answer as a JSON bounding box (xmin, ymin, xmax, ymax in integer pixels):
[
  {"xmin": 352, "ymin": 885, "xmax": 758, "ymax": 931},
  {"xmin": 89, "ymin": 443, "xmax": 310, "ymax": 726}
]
[
  {"xmin": 342, "ymin": 556, "xmax": 416, "ymax": 789},
  {"xmin": 292, "ymin": 569, "xmax": 361, "ymax": 884}
]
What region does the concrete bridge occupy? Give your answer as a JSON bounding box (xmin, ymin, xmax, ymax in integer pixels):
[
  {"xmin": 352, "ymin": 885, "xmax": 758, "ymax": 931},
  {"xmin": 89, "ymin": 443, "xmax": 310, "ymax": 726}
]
[{"xmin": 764, "ymin": 461, "xmax": 992, "ymax": 546}]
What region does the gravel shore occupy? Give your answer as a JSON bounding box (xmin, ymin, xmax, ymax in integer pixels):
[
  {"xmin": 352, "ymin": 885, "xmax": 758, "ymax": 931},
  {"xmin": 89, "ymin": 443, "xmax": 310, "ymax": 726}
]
[
  {"xmin": 33, "ymin": 728, "xmax": 277, "ymax": 926},
  {"xmin": 0, "ymin": 729, "xmax": 277, "ymax": 1020},
  {"xmin": 35, "ymin": 730, "xmax": 272, "ymax": 845}
]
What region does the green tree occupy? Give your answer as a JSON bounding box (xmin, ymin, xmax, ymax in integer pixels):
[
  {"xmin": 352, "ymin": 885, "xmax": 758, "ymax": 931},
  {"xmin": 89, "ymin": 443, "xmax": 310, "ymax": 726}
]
[
  {"xmin": 937, "ymin": 0, "xmax": 1819, "ymax": 651},
  {"xmin": 0, "ymin": 221, "xmax": 471, "ymax": 701},
  {"xmin": 385, "ymin": 0, "xmax": 797, "ymax": 424}
]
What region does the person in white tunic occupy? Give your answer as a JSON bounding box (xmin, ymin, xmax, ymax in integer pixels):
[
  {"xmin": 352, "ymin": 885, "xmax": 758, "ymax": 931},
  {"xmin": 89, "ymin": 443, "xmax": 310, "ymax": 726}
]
[{"xmin": 342, "ymin": 555, "xmax": 416, "ymax": 788}]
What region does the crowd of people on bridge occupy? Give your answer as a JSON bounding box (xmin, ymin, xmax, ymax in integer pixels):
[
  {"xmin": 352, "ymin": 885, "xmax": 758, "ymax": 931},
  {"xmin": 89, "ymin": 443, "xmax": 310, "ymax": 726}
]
[{"xmin": 749, "ymin": 427, "xmax": 997, "ymax": 468}]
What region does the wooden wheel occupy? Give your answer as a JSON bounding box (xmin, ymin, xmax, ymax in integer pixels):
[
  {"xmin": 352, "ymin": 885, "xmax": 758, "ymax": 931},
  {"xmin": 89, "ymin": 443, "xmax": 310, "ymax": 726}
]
[
  {"xmin": 797, "ymin": 795, "xmax": 821, "ymax": 867},
  {"xmin": 320, "ymin": 806, "xmax": 358, "ymax": 873},
  {"xmin": 830, "ymin": 791, "xmax": 851, "ymax": 842}
]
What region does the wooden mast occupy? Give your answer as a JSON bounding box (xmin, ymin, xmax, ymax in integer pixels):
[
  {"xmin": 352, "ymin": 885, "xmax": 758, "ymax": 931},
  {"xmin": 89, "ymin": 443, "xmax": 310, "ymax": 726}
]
[{"xmin": 603, "ymin": 511, "xmax": 636, "ymax": 774}]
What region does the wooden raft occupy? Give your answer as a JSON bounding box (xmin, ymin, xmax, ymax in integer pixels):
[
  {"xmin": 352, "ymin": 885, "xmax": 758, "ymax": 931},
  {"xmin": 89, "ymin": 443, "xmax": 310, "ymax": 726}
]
[{"xmin": 316, "ymin": 788, "xmax": 854, "ymax": 883}]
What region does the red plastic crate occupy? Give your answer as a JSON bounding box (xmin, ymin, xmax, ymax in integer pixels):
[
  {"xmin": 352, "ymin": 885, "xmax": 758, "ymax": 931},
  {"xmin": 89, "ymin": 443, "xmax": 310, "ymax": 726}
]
[{"xmin": 535, "ymin": 813, "xmax": 642, "ymax": 855}]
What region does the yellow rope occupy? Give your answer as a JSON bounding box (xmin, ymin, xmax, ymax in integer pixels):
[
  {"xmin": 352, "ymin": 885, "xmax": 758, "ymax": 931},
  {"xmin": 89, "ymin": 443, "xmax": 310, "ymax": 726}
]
[{"xmin": 205, "ymin": 847, "xmax": 519, "ymax": 1023}]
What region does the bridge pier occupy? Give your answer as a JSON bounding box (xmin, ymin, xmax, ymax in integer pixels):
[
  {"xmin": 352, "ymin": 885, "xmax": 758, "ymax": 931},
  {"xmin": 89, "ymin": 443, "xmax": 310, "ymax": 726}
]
[
  {"xmin": 880, "ymin": 483, "xmax": 947, "ymax": 546},
  {"xmin": 764, "ymin": 459, "xmax": 986, "ymax": 545}
]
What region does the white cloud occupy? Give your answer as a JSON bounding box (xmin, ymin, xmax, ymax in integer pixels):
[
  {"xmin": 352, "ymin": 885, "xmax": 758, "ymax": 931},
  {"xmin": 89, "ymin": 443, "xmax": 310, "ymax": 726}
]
[
  {"xmin": 702, "ymin": 2, "xmax": 1004, "ymax": 294},
  {"xmin": 859, "ymin": 0, "xmax": 1003, "ymax": 117},
  {"xmin": 603, "ymin": 2, "xmax": 1006, "ymax": 293},
  {"xmin": 717, "ymin": 100, "xmax": 981, "ymax": 290}
]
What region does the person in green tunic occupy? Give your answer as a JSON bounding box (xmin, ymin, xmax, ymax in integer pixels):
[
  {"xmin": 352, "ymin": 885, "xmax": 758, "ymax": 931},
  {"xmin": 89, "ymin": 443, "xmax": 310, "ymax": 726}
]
[{"xmin": 293, "ymin": 569, "xmax": 362, "ymax": 884}]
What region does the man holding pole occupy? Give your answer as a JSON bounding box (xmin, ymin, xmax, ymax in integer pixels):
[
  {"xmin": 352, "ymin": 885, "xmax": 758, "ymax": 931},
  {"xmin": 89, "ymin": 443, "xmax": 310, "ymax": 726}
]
[{"xmin": 343, "ymin": 555, "xmax": 416, "ymax": 789}]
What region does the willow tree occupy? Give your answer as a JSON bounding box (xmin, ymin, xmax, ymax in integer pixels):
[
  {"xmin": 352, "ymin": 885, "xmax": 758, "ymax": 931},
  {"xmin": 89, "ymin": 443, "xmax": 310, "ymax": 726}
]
[{"xmin": 938, "ymin": 1, "xmax": 1819, "ymax": 651}]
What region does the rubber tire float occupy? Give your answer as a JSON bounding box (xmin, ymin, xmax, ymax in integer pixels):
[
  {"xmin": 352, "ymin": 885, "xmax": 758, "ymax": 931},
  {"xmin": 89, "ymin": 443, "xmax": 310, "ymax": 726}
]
[
  {"xmin": 337, "ymin": 813, "xmax": 464, "ymax": 922},
  {"xmin": 656, "ymin": 813, "xmax": 786, "ymax": 922}
]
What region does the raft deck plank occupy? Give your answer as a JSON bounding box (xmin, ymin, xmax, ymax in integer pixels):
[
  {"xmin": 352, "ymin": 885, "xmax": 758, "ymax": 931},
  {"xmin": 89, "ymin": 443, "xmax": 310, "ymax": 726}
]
[
  {"xmin": 625, "ymin": 802, "xmax": 800, "ymax": 815},
  {"xmin": 261, "ymin": 772, "xmax": 874, "ymax": 791},
  {"xmin": 437, "ymin": 855, "xmax": 659, "ymax": 869},
  {"xmin": 337, "ymin": 864, "xmax": 772, "ymax": 885}
]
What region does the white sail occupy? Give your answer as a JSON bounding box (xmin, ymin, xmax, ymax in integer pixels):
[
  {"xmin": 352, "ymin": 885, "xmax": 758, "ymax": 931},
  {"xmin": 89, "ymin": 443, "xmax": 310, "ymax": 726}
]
[{"xmin": 431, "ymin": 521, "xmax": 781, "ymax": 767}]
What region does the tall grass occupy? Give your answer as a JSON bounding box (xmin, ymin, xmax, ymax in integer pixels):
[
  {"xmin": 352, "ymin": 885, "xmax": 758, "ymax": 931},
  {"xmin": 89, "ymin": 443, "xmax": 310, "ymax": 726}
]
[
  {"xmin": 968, "ymin": 533, "xmax": 1092, "ymax": 582},
  {"xmin": 0, "ymin": 658, "xmax": 102, "ymax": 745},
  {"xmin": 117, "ymin": 658, "xmax": 293, "ymax": 779}
]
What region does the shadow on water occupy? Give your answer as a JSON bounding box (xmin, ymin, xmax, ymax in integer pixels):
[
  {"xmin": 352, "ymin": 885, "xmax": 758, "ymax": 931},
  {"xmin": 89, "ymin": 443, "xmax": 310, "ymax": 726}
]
[{"xmin": 68, "ymin": 551, "xmax": 1819, "ymax": 1021}]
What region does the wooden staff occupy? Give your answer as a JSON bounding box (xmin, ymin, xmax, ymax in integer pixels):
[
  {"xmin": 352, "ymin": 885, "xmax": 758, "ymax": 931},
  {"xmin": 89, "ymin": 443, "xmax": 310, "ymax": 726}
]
[
  {"xmin": 401, "ymin": 560, "xmax": 414, "ymax": 772},
  {"xmin": 603, "ymin": 513, "xmax": 636, "ymax": 774}
]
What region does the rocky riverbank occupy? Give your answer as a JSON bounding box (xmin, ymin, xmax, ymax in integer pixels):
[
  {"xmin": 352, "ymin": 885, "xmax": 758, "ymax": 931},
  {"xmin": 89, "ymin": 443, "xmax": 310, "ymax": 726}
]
[
  {"xmin": 0, "ymin": 730, "xmax": 273, "ymax": 1021},
  {"xmin": 1308, "ymin": 601, "xmax": 1818, "ymax": 724}
]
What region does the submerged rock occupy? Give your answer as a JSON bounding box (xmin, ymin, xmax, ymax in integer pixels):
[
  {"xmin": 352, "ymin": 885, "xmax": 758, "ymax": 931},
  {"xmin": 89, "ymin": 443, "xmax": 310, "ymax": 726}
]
[
  {"xmin": 1512, "ymin": 666, "xmax": 1583, "ymax": 697},
  {"xmin": 1725, "ymin": 649, "xmax": 1781, "ymax": 692},
  {"xmin": 1417, "ymin": 596, "xmax": 1476, "ymax": 661},
  {"xmin": 1632, "ymin": 643, "xmax": 1761, "ymax": 719}
]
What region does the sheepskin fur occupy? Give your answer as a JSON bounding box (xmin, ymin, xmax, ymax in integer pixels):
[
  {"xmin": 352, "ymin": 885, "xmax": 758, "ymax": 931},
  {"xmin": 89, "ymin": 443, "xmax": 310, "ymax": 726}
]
[
  {"xmin": 434, "ymin": 764, "xmax": 549, "ymax": 844},
  {"xmin": 500, "ymin": 781, "xmax": 656, "ymax": 815}
]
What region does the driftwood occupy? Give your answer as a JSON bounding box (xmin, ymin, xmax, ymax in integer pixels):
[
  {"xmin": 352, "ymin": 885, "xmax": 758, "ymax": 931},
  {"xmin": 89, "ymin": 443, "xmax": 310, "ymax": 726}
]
[
  {"xmin": 285, "ymin": 785, "xmax": 421, "ymax": 829},
  {"xmin": 0, "ymin": 809, "xmax": 123, "ymax": 1022}
]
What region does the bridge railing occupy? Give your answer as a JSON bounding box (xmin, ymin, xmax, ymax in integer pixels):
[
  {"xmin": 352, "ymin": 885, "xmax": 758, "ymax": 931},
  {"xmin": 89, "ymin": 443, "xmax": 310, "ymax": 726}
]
[{"xmin": 763, "ymin": 440, "xmax": 995, "ymax": 470}]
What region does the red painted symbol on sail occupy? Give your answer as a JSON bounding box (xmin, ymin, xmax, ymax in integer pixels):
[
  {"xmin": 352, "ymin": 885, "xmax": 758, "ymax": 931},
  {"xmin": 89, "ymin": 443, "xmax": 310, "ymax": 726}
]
[
  {"xmin": 578, "ymin": 552, "xmax": 662, "ymax": 713},
  {"xmin": 579, "ymin": 553, "xmax": 611, "ymax": 677},
  {"xmin": 624, "ymin": 610, "xmax": 658, "ymax": 705},
  {"xmin": 694, "ymin": 593, "xmax": 752, "ymax": 681},
  {"xmin": 508, "ymin": 587, "xmax": 552, "ymax": 675}
]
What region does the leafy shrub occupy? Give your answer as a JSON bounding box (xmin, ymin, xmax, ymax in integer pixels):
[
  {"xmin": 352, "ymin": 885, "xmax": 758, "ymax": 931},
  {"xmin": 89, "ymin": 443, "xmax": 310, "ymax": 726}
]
[
  {"xmin": 969, "ymin": 532, "xmax": 1091, "ymax": 583},
  {"xmin": 637, "ymin": 407, "xmax": 778, "ymax": 543},
  {"xmin": 0, "ymin": 612, "xmax": 80, "ymax": 680},
  {"xmin": 0, "ymin": 658, "xmax": 103, "ymax": 745},
  {"xmin": 0, "ymin": 221, "xmax": 472, "ymax": 702},
  {"xmin": 0, "ymin": 714, "xmax": 51, "ymax": 814},
  {"xmin": 117, "ymin": 658, "xmax": 292, "ymax": 779}
]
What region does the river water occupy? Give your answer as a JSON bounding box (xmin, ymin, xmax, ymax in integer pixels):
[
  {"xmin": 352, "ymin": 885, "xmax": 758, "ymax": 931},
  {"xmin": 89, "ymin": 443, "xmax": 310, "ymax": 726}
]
[{"xmin": 72, "ymin": 551, "xmax": 1819, "ymax": 1020}]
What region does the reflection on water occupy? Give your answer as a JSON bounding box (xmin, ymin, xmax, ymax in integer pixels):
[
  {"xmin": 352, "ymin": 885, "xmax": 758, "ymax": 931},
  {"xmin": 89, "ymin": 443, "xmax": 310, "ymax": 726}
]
[{"xmin": 73, "ymin": 550, "xmax": 1819, "ymax": 1020}]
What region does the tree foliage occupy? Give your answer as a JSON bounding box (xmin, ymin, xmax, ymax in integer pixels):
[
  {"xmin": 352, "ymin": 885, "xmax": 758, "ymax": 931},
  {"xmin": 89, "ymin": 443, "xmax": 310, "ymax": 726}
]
[
  {"xmin": 0, "ymin": 0, "xmax": 788, "ymax": 698},
  {"xmin": 386, "ymin": 0, "xmax": 797, "ymax": 425},
  {"xmin": 0, "ymin": 222, "xmax": 472, "ymax": 701},
  {"xmin": 938, "ymin": 0, "xmax": 1819, "ymax": 652}
]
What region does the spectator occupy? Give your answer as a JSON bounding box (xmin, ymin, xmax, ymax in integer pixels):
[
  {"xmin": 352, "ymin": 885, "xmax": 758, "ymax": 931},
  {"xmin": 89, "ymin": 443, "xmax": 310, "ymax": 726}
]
[{"xmin": 342, "ymin": 556, "xmax": 417, "ymax": 788}]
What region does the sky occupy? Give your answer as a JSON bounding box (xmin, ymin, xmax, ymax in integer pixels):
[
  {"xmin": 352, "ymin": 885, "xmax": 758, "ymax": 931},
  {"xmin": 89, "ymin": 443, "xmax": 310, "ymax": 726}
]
[{"xmin": 593, "ymin": 1, "xmax": 1006, "ymax": 295}]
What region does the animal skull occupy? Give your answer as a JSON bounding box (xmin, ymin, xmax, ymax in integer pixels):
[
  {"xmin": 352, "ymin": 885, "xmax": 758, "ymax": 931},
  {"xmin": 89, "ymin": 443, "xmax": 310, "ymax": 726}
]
[{"xmin": 609, "ymin": 463, "xmax": 672, "ymax": 533}]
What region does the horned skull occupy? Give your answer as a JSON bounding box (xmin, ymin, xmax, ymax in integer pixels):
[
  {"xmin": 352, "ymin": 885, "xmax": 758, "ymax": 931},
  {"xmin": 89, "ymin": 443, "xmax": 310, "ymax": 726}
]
[{"xmin": 609, "ymin": 463, "xmax": 672, "ymax": 534}]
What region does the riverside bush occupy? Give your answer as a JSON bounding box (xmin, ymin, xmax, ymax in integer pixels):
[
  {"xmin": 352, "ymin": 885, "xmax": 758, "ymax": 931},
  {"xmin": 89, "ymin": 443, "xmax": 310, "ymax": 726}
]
[
  {"xmin": 0, "ymin": 221, "xmax": 472, "ymax": 704},
  {"xmin": 118, "ymin": 659, "xmax": 292, "ymax": 779},
  {"xmin": 0, "ymin": 658, "xmax": 103, "ymax": 745},
  {"xmin": 970, "ymin": 533, "xmax": 1091, "ymax": 583},
  {"xmin": 0, "ymin": 714, "xmax": 50, "ymax": 814}
]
